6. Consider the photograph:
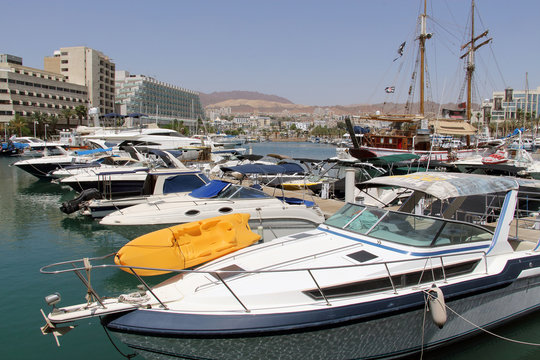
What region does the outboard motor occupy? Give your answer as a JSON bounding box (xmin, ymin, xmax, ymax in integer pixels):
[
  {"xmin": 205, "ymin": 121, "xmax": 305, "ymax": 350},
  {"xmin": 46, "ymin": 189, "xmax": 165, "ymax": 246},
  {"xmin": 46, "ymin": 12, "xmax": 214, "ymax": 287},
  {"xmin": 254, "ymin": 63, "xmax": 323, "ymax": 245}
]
[{"xmin": 60, "ymin": 188, "xmax": 102, "ymax": 214}]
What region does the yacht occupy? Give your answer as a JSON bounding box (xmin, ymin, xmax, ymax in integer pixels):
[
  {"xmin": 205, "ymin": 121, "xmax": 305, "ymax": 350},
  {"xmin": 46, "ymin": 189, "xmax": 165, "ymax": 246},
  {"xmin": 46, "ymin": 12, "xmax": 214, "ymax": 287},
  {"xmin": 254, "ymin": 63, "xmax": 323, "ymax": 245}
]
[
  {"xmin": 99, "ymin": 179, "xmax": 326, "ymax": 240},
  {"xmin": 73, "ymin": 169, "xmax": 211, "ymax": 218},
  {"xmin": 59, "ymin": 150, "xmax": 188, "ymax": 199},
  {"xmin": 40, "ymin": 172, "xmax": 540, "ymax": 359}
]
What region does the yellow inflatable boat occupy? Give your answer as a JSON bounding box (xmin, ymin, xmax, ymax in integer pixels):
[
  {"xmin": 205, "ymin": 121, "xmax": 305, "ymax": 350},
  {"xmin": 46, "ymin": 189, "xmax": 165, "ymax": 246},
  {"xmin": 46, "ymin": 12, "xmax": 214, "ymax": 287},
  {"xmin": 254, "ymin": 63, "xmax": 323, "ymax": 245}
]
[{"xmin": 115, "ymin": 213, "xmax": 261, "ymax": 276}]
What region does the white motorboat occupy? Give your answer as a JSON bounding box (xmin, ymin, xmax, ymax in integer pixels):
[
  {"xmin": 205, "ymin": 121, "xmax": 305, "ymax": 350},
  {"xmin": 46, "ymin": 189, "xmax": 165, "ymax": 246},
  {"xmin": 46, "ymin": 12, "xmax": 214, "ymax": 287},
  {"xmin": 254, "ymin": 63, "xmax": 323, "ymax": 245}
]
[
  {"xmin": 11, "ymin": 143, "xmax": 113, "ymax": 179},
  {"xmin": 59, "ymin": 149, "xmax": 188, "ymax": 199},
  {"xmin": 73, "ymin": 169, "xmax": 211, "ymax": 218},
  {"xmin": 10, "ymin": 136, "xmax": 69, "ymax": 157},
  {"xmin": 99, "ymin": 179, "xmax": 325, "ymax": 240},
  {"xmin": 41, "ymin": 172, "xmax": 540, "ymax": 359}
]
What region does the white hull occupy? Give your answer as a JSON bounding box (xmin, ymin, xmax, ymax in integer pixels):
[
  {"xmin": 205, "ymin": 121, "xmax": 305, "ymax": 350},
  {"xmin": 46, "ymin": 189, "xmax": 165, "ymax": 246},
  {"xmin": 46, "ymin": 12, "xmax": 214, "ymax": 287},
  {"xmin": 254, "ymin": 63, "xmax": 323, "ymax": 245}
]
[{"xmin": 107, "ymin": 273, "xmax": 540, "ymax": 360}]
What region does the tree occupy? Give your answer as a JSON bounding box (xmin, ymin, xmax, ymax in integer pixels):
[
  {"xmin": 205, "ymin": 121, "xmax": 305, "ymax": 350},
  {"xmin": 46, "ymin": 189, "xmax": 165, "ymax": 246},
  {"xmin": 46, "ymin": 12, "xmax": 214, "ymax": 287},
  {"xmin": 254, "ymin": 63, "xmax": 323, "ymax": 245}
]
[
  {"xmin": 48, "ymin": 114, "xmax": 59, "ymax": 135},
  {"xmin": 29, "ymin": 111, "xmax": 48, "ymax": 137},
  {"xmin": 9, "ymin": 114, "xmax": 29, "ymax": 137},
  {"xmin": 60, "ymin": 108, "xmax": 74, "ymax": 127},
  {"xmin": 74, "ymin": 105, "xmax": 88, "ymax": 126}
]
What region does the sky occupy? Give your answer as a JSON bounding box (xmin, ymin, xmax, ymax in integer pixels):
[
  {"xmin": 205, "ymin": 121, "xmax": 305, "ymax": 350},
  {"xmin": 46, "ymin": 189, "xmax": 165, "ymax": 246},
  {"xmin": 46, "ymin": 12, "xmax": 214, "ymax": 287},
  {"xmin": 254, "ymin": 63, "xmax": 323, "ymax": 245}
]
[{"xmin": 3, "ymin": 0, "xmax": 539, "ymax": 106}]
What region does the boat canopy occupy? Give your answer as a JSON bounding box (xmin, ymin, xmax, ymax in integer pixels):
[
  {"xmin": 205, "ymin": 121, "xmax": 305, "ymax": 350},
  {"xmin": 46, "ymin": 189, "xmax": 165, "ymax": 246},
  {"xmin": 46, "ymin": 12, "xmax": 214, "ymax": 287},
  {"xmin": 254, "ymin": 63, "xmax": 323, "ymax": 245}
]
[
  {"xmin": 221, "ymin": 163, "xmax": 305, "ymax": 175},
  {"xmin": 74, "ymin": 147, "xmax": 113, "ymax": 155},
  {"xmin": 430, "ymin": 119, "xmax": 477, "ymax": 135},
  {"xmin": 365, "ymin": 153, "xmax": 420, "ymax": 165},
  {"xmin": 359, "ymin": 172, "xmax": 519, "ymax": 200}
]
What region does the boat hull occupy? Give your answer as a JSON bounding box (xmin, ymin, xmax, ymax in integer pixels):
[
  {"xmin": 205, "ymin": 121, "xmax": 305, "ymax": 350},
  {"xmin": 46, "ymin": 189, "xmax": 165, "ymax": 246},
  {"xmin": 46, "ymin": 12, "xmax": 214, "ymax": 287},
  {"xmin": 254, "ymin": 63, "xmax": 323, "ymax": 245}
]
[
  {"xmin": 14, "ymin": 161, "xmax": 76, "ymax": 179},
  {"xmin": 350, "ymin": 146, "xmax": 481, "ymax": 162},
  {"xmin": 103, "ymin": 258, "xmax": 540, "ymax": 360}
]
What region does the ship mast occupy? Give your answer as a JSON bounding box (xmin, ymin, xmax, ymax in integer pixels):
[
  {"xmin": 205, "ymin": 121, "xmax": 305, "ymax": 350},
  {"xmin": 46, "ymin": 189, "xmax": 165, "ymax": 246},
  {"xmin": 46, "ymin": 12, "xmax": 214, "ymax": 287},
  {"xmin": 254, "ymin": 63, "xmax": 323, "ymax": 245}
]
[
  {"xmin": 460, "ymin": 0, "xmax": 492, "ymax": 121},
  {"xmin": 419, "ymin": 0, "xmax": 427, "ymax": 116}
]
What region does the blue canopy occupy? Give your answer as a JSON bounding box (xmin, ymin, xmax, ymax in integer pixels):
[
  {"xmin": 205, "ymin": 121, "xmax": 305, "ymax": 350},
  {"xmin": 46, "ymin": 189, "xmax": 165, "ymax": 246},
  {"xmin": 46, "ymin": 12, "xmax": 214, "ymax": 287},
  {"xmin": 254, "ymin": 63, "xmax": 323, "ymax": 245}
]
[
  {"xmin": 127, "ymin": 113, "xmax": 148, "ymax": 118},
  {"xmin": 102, "ymin": 113, "xmax": 125, "ymax": 118},
  {"xmin": 220, "ymin": 163, "xmax": 304, "ymax": 175},
  {"xmin": 74, "ymin": 148, "xmax": 113, "ymax": 155},
  {"xmin": 189, "ymin": 180, "xmax": 230, "ymax": 198}
]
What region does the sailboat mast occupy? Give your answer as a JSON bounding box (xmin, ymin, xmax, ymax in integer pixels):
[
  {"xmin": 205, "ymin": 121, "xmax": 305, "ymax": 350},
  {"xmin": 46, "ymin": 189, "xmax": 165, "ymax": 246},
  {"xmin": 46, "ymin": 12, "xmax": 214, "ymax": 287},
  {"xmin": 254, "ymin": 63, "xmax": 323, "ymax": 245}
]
[
  {"xmin": 466, "ymin": 1, "xmax": 475, "ymax": 121},
  {"xmin": 419, "ymin": 0, "xmax": 427, "ymax": 116}
]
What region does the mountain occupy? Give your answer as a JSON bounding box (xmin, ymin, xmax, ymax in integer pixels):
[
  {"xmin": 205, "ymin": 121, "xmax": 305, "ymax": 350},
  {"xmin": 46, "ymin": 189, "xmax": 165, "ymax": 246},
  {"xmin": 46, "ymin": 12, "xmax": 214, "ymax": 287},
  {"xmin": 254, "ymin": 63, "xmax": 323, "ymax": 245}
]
[
  {"xmin": 199, "ymin": 91, "xmax": 476, "ymax": 116},
  {"xmin": 199, "ymin": 91, "xmax": 293, "ymax": 107}
]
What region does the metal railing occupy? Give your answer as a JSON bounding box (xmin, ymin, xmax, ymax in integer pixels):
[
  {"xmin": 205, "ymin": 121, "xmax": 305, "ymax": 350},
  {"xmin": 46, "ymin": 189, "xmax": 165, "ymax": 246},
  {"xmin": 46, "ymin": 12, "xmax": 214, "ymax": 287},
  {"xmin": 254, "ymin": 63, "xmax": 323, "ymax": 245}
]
[{"xmin": 41, "ymin": 250, "xmax": 488, "ymax": 313}]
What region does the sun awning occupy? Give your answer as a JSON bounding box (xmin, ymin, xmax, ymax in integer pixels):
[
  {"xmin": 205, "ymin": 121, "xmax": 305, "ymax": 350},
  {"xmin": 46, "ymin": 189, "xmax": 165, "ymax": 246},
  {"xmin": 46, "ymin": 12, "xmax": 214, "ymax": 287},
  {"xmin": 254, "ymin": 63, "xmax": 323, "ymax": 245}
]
[
  {"xmin": 430, "ymin": 119, "xmax": 477, "ymax": 135},
  {"xmin": 360, "ymin": 172, "xmax": 519, "ymax": 200}
]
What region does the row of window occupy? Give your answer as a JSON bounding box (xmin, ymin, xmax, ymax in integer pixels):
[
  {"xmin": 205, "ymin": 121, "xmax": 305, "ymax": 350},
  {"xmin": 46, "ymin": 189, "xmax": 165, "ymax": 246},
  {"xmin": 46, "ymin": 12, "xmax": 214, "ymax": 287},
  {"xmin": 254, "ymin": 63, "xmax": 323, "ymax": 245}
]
[
  {"xmin": 0, "ymin": 99, "xmax": 77, "ymax": 109},
  {"xmin": 0, "ymin": 78, "xmax": 87, "ymax": 94},
  {"xmin": 13, "ymin": 69, "xmax": 64, "ymax": 82},
  {"xmin": 0, "ymin": 89, "xmax": 85, "ymax": 103}
]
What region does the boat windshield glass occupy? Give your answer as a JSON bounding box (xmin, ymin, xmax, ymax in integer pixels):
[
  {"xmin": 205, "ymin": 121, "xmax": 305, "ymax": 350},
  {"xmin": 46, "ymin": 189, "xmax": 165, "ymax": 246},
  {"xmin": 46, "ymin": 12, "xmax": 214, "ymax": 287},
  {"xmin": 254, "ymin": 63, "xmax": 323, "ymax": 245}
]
[
  {"xmin": 325, "ymin": 203, "xmax": 492, "ymax": 247},
  {"xmin": 217, "ymin": 184, "xmax": 272, "ymax": 199}
]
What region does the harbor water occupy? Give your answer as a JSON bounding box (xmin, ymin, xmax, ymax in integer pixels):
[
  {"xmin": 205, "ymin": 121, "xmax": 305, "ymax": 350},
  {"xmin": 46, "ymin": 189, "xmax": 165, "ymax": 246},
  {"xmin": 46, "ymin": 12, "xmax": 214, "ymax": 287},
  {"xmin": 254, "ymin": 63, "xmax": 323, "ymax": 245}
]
[{"xmin": 1, "ymin": 142, "xmax": 540, "ymax": 360}]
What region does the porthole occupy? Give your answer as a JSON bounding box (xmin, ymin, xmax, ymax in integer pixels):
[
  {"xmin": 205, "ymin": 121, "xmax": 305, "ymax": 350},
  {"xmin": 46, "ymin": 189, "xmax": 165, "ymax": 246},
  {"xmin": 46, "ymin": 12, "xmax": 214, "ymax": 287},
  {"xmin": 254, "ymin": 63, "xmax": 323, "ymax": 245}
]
[
  {"xmin": 185, "ymin": 209, "xmax": 200, "ymax": 216},
  {"xmin": 219, "ymin": 207, "xmax": 233, "ymax": 213}
]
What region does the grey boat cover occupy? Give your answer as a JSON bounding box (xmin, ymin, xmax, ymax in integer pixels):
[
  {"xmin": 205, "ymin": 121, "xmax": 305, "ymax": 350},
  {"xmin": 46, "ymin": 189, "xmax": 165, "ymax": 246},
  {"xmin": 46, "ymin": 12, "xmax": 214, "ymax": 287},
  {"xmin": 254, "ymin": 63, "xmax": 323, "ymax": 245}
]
[{"xmin": 359, "ymin": 172, "xmax": 524, "ymax": 200}]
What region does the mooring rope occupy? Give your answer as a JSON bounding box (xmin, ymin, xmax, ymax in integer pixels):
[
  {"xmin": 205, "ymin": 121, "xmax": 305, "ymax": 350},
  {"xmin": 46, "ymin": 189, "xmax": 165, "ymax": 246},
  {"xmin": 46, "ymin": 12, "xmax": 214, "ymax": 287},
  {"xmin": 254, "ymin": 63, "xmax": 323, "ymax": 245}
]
[
  {"xmin": 422, "ymin": 288, "xmax": 540, "ymax": 347},
  {"xmin": 102, "ymin": 325, "xmax": 138, "ymax": 359}
]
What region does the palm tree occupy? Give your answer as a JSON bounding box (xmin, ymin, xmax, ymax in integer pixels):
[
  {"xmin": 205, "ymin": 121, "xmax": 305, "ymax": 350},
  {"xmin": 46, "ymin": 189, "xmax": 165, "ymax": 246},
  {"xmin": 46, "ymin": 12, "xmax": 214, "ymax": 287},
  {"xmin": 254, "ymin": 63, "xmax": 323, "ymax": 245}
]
[
  {"xmin": 9, "ymin": 114, "xmax": 29, "ymax": 137},
  {"xmin": 74, "ymin": 105, "xmax": 88, "ymax": 126},
  {"xmin": 29, "ymin": 111, "xmax": 48, "ymax": 137},
  {"xmin": 60, "ymin": 108, "xmax": 74, "ymax": 127},
  {"xmin": 48, "ymin": 114, "xmax": 59, "ymax": 135}
]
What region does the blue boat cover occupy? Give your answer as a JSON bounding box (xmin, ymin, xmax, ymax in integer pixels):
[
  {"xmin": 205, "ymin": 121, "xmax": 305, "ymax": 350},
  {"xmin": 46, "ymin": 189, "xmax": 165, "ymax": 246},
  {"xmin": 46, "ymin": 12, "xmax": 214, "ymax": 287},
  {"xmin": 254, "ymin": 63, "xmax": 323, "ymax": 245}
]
[
  {"xmin": 276, "ymin": 196, "xmax": 315, "ymax": 207},
  {"xmin": 75, "ymin": 148, "xmax": 113, "ymax": 155},
  {"xmin": 189, "ymin": 180, "xmax": 230, "ymax": 198},
  {"xmin": 163, "ymin": 174, "xmax": 208, "ymax": 194},
  {"xmin": 221, "ymin": 163, "xmax": 304, "ymax": 175}
]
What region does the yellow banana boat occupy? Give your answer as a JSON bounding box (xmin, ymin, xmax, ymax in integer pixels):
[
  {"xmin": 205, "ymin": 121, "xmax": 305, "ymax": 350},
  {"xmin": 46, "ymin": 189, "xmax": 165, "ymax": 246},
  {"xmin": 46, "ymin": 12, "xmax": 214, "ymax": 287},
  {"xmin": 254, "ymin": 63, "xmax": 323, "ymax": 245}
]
[{"xmin": 115, "ymin": 213, "xmax": 260, "ymax": 276}]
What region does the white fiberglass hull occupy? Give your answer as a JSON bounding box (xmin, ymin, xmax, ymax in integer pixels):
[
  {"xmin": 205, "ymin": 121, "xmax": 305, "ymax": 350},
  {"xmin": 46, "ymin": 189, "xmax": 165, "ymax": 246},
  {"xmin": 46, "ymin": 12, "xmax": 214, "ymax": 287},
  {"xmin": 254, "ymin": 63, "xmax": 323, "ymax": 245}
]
[{"xmin": 104, "ymin": 269, "xmax": 540, "ymax": 360}]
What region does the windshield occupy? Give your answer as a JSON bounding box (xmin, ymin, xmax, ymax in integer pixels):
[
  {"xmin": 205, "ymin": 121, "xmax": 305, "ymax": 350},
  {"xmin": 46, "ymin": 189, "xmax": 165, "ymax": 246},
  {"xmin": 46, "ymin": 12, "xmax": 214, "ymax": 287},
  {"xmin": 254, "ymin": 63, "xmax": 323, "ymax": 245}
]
[
  {"xmin": 325, "ymin": 203, "xmax": 492, "ymax": 247},
  {"xmin": 217, "ymin": 184, "xmax": 272, "ymax": 199}
]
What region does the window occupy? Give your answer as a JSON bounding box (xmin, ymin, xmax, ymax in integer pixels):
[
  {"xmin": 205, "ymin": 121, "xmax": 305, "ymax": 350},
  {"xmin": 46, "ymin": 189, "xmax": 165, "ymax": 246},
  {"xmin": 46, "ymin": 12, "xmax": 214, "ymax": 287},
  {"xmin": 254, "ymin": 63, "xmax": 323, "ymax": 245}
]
[
  {"xmin": 61, "ymin": 68, "xmax": 68, "ymax": 72},
  {"xmin": 61, "ymin": 60, "xmax": 68, "ymax": 64}
]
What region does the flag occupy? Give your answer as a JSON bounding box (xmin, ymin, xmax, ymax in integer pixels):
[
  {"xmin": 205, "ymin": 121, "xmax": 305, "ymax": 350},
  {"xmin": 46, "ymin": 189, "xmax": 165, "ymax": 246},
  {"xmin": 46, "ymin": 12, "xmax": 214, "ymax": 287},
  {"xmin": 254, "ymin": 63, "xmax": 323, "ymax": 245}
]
[
  {"xmin": 393, "ymin": 41, "xmax": 406, "ymax": 62},
  {"xmin": 385, "ymin": 86, "xmax": 395, "ymax": 93}
]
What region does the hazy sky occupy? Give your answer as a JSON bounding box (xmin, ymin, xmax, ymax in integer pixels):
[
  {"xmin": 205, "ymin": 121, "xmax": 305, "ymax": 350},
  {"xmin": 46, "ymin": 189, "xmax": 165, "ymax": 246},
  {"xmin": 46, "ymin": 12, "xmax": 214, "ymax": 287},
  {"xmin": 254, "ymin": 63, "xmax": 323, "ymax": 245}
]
[{"xmin": 3, "ymin": 0, "xmax": 537, "ymax": 106}]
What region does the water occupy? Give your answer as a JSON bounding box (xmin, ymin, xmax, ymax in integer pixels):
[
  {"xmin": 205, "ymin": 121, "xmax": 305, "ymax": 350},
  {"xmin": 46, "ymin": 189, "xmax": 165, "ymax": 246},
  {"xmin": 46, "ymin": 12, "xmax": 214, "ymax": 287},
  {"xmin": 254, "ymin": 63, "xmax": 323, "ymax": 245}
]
[{"xmin": 1, "ymin": 142, "xmax": 539, "ymax": 360}]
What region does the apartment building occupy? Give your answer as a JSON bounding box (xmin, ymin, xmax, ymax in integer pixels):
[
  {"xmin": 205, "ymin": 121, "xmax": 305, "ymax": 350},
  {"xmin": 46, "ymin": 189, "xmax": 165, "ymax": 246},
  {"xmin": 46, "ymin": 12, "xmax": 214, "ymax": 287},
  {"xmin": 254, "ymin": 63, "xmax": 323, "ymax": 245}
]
[
  {"xmin": 486, "ymin": 87, "xmax": 540, "ymax": 123},
  {"xmin": 0, "ymin": 54, "xmax": 88, "ymax": 124},
  {"xmin": 45, "ymin": 46, "xmax": 115, "ymax": 115},
  {"xmin": 115, "ymin": 71, "xmax": 204, "ymax": 129}
]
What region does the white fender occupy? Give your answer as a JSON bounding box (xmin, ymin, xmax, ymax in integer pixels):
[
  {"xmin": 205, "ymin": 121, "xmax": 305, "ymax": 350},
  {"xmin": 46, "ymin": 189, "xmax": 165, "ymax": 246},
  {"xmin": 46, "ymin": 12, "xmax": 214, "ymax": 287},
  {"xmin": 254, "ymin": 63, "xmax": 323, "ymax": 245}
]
[{"xmin": 427, "ymin": 285, "xmax": 447, "ymax": 329}]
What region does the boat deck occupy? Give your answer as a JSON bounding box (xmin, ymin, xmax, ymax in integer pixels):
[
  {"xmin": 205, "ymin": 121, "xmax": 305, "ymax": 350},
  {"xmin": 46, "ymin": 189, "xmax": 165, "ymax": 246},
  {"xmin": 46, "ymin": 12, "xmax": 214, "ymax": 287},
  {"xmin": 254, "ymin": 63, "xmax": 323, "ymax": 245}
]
[{"xmin": 260, "ymin": 185, "xmax": 345, "ymax": 218}]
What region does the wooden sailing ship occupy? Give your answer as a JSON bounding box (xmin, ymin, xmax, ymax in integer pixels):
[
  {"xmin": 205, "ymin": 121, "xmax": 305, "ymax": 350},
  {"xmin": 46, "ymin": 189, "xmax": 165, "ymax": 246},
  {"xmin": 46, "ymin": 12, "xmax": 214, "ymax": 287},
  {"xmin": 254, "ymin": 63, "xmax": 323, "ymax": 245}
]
[{"xmin": 348, "ymin": 0, "xmax": 491, "ymax": 162}]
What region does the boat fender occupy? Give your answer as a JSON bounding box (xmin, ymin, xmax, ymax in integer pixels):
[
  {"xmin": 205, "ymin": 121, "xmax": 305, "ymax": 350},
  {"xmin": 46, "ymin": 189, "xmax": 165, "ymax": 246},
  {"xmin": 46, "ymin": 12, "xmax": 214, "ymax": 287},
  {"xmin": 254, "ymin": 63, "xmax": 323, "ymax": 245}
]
[
  {"xmin": 257, "ymin": 225, "xmax": 264, "ymax": 242},
  {"xmin": 427, "ymin": 285, "xmax": 447, "ymax": 329},
  {"xmin": 60, "ymin": 188, "xmax": 102, "ymax": 214}
]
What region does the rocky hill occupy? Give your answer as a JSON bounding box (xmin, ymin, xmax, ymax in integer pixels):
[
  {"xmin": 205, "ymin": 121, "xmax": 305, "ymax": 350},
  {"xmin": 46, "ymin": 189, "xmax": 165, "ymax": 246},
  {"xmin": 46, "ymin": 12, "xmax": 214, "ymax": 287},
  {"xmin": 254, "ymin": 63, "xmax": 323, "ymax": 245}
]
[
  {"xmin": 200, "ymin": 91, "xmax": 472, "ymax": 116},
  {"xmin": 200, "ymin": 91, "xmax": 293, "ymax": 107}
]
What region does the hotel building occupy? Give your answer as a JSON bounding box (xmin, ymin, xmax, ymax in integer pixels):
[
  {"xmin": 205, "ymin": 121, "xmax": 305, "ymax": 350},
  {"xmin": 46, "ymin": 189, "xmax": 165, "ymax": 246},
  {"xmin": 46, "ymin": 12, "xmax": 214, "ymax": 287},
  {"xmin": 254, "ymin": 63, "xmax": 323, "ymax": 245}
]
[
  {"xmin": 45, "ymin": 46, "xmax": 115, "ymax": 115},
  {"xmin": 0, "ymin": 54, "xmax": 88, "ymax": 124},
  {"xmin": 115, "ymin": 71, "xmax": 204, "ymax": 130},
  {"xmin": 486, "ymin": 87, "xmax": 540, "ymax": 123}
]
